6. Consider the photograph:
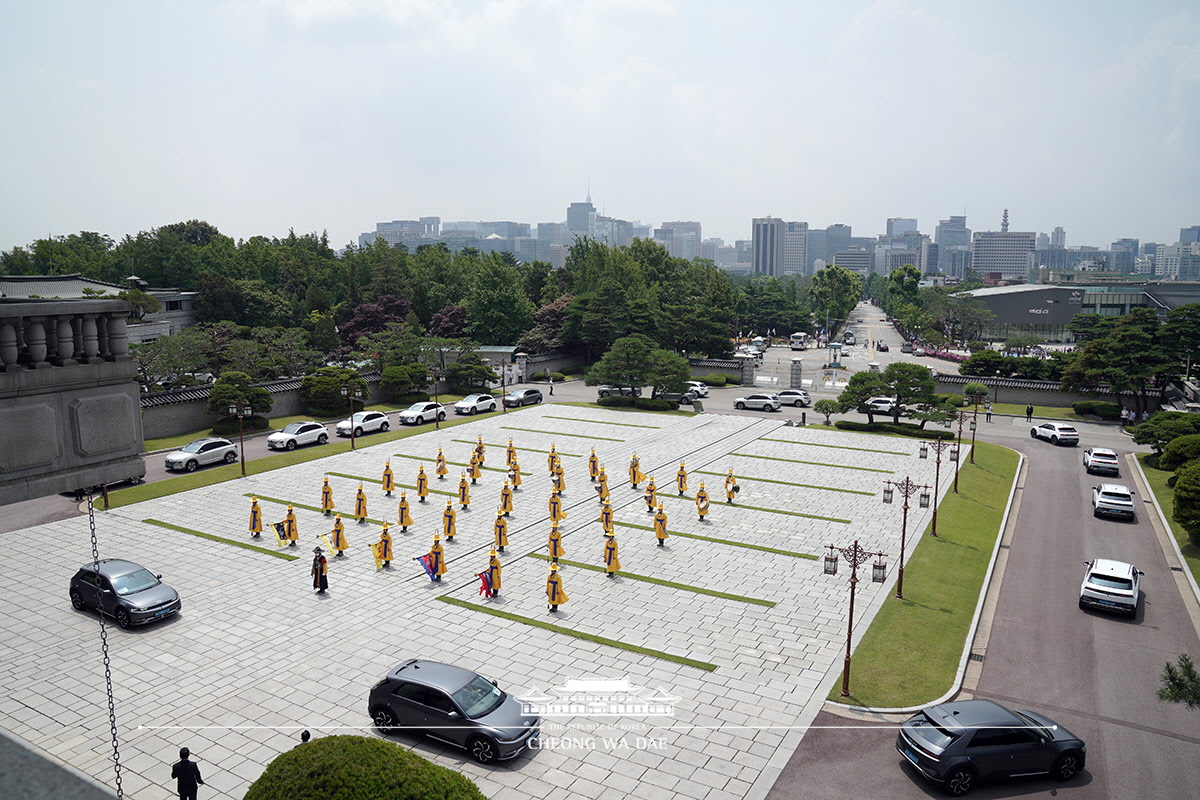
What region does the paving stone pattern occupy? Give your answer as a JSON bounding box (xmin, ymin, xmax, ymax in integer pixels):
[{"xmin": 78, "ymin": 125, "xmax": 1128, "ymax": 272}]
[{"xmin": 0, "ymin": 407, "xmax": 963, "ymax": 800}]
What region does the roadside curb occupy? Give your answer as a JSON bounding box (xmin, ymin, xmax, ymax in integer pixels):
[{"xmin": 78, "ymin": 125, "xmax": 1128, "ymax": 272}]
[{"xmin": 1130, "ymin": 455, "xmax": 1200, "ymax": 627}]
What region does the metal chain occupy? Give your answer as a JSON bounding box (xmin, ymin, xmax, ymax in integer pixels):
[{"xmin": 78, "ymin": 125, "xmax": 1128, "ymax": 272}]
[{"xmin": 87, "ymin": 495, "xmax": 124, "ymax": 799}]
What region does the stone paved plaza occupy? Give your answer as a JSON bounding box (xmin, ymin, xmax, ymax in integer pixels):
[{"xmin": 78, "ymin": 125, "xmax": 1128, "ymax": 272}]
[{"xmin": 1, "ymin": 406, "xmax": 961, "ymax": 799}]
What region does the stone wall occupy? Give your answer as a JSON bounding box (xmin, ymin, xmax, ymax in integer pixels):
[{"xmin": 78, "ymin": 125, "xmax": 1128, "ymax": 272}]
[{"xmin": 934, "ymin": 373, "xmax": 1164, "ymax": 410}]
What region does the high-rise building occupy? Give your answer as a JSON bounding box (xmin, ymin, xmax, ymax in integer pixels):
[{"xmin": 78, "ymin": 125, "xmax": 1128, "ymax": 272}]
[
  {"xmin": 659, "ymin": 221, "xmax": 702, "ymax": 259},
  {"xmin": 887, "ymin": 218, "xmax": 918, "ymax": 236},
  {"xmin": 826, "ymin": 224, "xmax": 852, "ymax": 260},
  {"xmin": 935, "ymin": 216, "xmax": 971, "ymax": 248},
  {"xmin": 1109, "ymin": 238, "xmax": 1139, "ymax": 274},
  {"xmin": 806, "ymin": 229, "xmax": 827, "ymax": 272},
  {"xmin": 1158, "ymin": 242, "xmax": 1200, "ymax": 280},
  {"xmin": 971, "ymin": 209, "xmax": 1036, "ymax": 281},
  {"xmin": 1051, "ymin": 227, "xmax": 1066, "ymax": 249},
  {"xmin": 783, "ymin": 221, "xmax": 809, "ymax": 275},
  {"xmin": 537, "ymin": 222, "xmax": 568, "ymax": 245},
  {"xmin": 1037, "ymin": 233, "xmax": 1050, "ymax": 250},
  {"xmin": 1179, "ymin": 226, "xmax": 1200, "ymax": 244},
  {"xmin": 833, "ymin": 247, "xmax": 872, "ymax": 276},
  {"xmin": 419, "ymin": 217, "xmax": 441, "ymax": 237},
  {"xmin": 752, "ymin": 217, "xmax": 786, "ymax": 276},
  {"xmin": 567, "ymin": 198, "xmax": 596, "ymax": 236}
]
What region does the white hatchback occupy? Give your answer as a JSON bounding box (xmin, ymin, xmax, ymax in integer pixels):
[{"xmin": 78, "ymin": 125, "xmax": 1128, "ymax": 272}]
[
  {"xmin": 1031, "ymin": 422, "xmax": 1079, "ymax": 446},
  {"xmin": 1080, "ymin": 558, "xmax": 1142, "ymax": 617}
]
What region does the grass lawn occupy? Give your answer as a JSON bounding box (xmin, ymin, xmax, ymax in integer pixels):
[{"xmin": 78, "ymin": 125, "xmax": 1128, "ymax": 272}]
[
  {"xmin": 992, "ymin": 402, "xmax": 1084, "ymax": 421},
  {"xmin": 830, "ymin": 441, "xmax": 1020, "ymax": 708},
  {"xmin": 1136, "ymin": 454, "xmax": 1200, "ymax": 587}
]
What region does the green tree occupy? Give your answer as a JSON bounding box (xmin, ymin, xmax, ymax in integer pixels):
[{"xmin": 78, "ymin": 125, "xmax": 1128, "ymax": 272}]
[
  {"xmin": 354, "ymin": 322, "xmax": 422, "ymax": 369},
  {"xmin": 1174, "ymin": 460, "xmax": 1200, "ymax": 548},
  {"xmin": 463, "ymin": 253, "xmax": 536, "ymax": 344},
  {"xmin": 1060, "ymin": 310, "xmax": 1174, "ymax": 415},
  {"xmin": 585, "ymin": 334, "xmax": 655, "ymax": 394},
  {"xmin": 808, "ymin": 265, "xmax": 862, "ymax": 329},
  {"xmin": 516, "ymin": 295, "xmax": 572, "ymax": 354},
  {"xmin": 836, "ymin": 371, "xmax": 890, "ymax": 422},
  {"xmin": 1157, "ymin": 654, "xmax": 1200, "ymax": 710},
  {"xmin": 445, "ymin": 351, "xmax": 497, "ymax": 391},
  {"xmin": 1160, "ymin": 434, "xmax": 1200, "ymax": 472},
  {"xmin": 814, "ymin": 398, "xmax": 840, "ymax": 425},
  {"xmin": 205, "ymin": 371, "xmax": 273, "ymax": 418},
  {"xmin": 886, "ymin": 265, "xmax": 922, "ymax": 312},
  {"xmin": 1162, "ymin": 304, "xmax": 1200, "ymax": 376},
  {"xmin": 963, "ymin": 382, "xmax": 989, "ymax": 407},
  {"xmin": 882, "ymin": 362, "xmax": 937, "ymax": 423},
  {"xmin": 117, "ymin": 288, "xmax": 161, "ymax": 320},
  {"xmin": 380, "ymin": 364, "xmax": 426, "ymax": 399},
  {"xmin": 647, "ymin": 349, "xmax": 691, "ymax": 398},
  {"xmin": 301, "ymin": 367, "xmax": 368, "ymax": 416},
  {"xmin": 1134, "ymin": 412, "xmax": 1200, "ymax": 454}
]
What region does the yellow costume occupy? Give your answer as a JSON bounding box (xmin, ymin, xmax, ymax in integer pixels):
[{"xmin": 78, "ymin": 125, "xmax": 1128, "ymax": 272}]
[
  {"xmin": 597, "ymin": 467, "xmax": 610, "ymax": 502},
  {"xmin": 397, "ymin": 492, "xmax": 414, "ymax": 530},
  {"xmin": 429, "ymin": 535, "xmax": 446, "ymax": 580},
  {"xmin": 458, "ymin": 474, "xmax": 471, "ymax": 508},
  {"xmin": 416, "ymin": 467, "xmax": 429, "ymax": 502},
  {"xmin": 644, "ymin": 477, "xmax": 657, "ymax": 513},
  {"xmin": 548, "ymin": 523, "xmax": 565, "ymax": 560},
  {"xmin": 506, "ymin": 439, "xmax": 516, "ymax": 466},
  {"xmin": 285, "ymin": 505, "xmax": 299, "ymax": 545},
  {"xmin": 547, "ymin": 445, "xmax": 559, "ymax": 475},
  {"xmin": 500, "ymin": 481, "xmax": 514, "ymax": 516},
  {"xmin": 443, "ymin": 500, "xmax": 457, "ymax": 540},
  {"xmin": 676, "ymin": 463, "xmax": 688, "ymax": 495},
  {"xmin": 468, "ymin": 453, "xmax": 482, "ymax": 483},
  {"xmin": 546, "ymin": 564, "xmax": 568, "ymax": 610},
  {"xmin": 629, "ymin": 454, "xmax": 645, "ymax": 488},
  {"xmin": 436, "ymin": 449, "xmax": 448, "ymax": 479},
  {"xmin": 603, "ymin": 535, "xmax": 621, "ymax": 576},
  {"xmin": 474, "ymin": 436, "xmax": 486, "ymax": 466},
  {"xmin": 377, "ymin": 525, "xmax": 393, "ymax": 567},
  {"xmin": 549, "ymin": 492, "xmax": 568, "ymax": 523},
  {"xmin": 320, "ymin": 479, "xmax": 334, "ymax": 515},
  {"xmin": 329, "ymin": 515, "xmax": 348, "ymax": 556},
  {"xmin": 248, "ymin": 497, "xmax": 263, "ymax": 536},
  {"xmin": 552, "ymin": 469, "xmax": 566, "ymax": 495},
  {"xmin": 725, "ymin": 470, "xmax": 738, "ymax": 504},
  {"xmin": 509, "ymin": 459, "xmax": 522, "ymax": 489},
  {"xmin": 588, "ymin": 449, "xmax": 599, "ymax": 481},
  {"xmin": 485, "ymin": 551, "xmax": 502, "ymax": 596},
  {"xmin": 696, "ymin": 483, "xmax": 710, "ymax": 521},
  {"xmin": 354, "ymin": 485, "xmax": 368, "ymax": 522},
  {"xmin": 382, "ymin": 462, "xmax": 395, "ymax": 495},
  {"xmin": 494, "ymin": 511, "xmax": 509, "ymax": 551},
  {"xmin": 654, "ymin": 504, "xmax": 669, "ymax": 545},
  {"xmin": 600, "ymin": 502, "xmax": 615, "ymax": 535}
]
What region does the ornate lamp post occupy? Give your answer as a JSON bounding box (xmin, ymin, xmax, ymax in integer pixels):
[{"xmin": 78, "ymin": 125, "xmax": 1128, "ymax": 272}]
[
  {"xmin": 430, "ymin": 367, "xmax": 446, "ymax": 429},
  {"xmin": 823, "ymin": 540, "xmax": 888, "ymax": 697},
  {"xmin": 918, "ymin": 441, "xmax": 952, "ymax": 536},
  {"xmin": 949, "ymin": 410, "xmax": 965, "ymax": 493},
  {"xmin": 228, "ymin": 399, "xmax": 250, "ymax": 476},
  {"xmin": 969, "ymin": 397, "xmax": 980, "ymax": 465},
  {"xmin": 882, "ymin": 476, "xmax": 930, "ymax": 599},
  {"xmin": 340, "ymin": 383, "xmax": 363, "ymax": 450}
]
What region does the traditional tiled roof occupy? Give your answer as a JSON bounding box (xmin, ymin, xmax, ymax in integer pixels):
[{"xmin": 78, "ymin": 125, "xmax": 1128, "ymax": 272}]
[
  {"xmin": 0, "ymin": 273, "xmax": 125, "ymax": 299},
  {"xmin": 138, "ymin": 373, "xmax": 381, "ymax": 408}
]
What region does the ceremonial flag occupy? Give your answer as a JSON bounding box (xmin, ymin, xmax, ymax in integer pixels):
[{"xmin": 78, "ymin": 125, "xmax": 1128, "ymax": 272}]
[
  {"xmin": 477, "ymin": 571, "xmax": 492, "ymax": 596},
  {"xmin": 370, "ymin": 542, "xmax": 384, "ymax": 570},
  {"xmin": 415, "ymin": 553, "xmax": 435, "ymax": 579},
  {"xmin": 272, "ymin": 522, "xmax": 287, "ymax": 547},
  {"xmin": 318, "ymin": 534, "xmax": 334, "ymax": 555}
]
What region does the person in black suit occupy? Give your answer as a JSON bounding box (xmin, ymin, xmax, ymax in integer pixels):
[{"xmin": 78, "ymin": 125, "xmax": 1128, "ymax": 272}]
[{"xmin": 171, "ymin": 747, "xmax": 204, "ymax": 800}]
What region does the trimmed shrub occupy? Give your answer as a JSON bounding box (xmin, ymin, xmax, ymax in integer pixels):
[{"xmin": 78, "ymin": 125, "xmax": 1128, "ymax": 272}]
[
  {"xmin": 561, "ymin": 365, "xmax": 585, "ymax": 376},
  {"xmin": 550, "ymin": 372, "xmax": 565, "ymax": 382},
  {"xmin": 597, "ymin": 395, "xmax": 636, "ymax": 408},
  {"xmin": 243, "ymin": 735, "xmax": 488, "ymax": 800},
  {"xmin": 702, "ymin": 373, "xmax": 732, "ymax": 386},
  {"xmin": 529, "ymin": 371, "xmax": 547, "ymax": 381},
  {"xmin": 634, "ymin": 397, "xmax": 677, "ymax": 411},
  {"xmin": 211, "ymin": 416, "xmax": 270, "ymax": 436},
  {"xmin": 1173, "ymin": 460, "xmax": 1200, "ymax": 548},
  {"xmin": 966, "ymin": 341, "xmax": 990, "ymax": 353},
  {"xmin": 1073, "ymin": 401, "xmax": 1121, "ymax": 420},
  {"xmin": 1161, "ymin": 434, "xmax": 1200, "ymax": 472},
  {"xmin": 834, "ymin": 420, "xmax": 955, "ymax": 440},
  {"xmin": 391, "ymin": 392, "xmax": 431, "ymax": 405}
]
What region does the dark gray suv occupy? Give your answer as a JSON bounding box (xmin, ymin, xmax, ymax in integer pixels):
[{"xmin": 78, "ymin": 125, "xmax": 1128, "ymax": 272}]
[
  {"xmin": 897, "ymin": 699, "xmax": 1085, "ymax": 796},
  {"xmin": 369, "ymin": 659, "xmax": 539, "ymax": 763},
  {"xmin": 69, "ymin": 559, "xmax": 181, "ymax": 628}
]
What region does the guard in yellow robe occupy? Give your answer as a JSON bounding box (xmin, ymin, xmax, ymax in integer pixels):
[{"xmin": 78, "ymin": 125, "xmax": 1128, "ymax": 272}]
[
  {"xmin": 468, "ymin": 453, "xmax": 482, "ymax": 484},
  {"xmin": 653, "ymin": 504, "xmax": 669, "ymax": 546},
  {"xmin": 588, "ymin": 448, "xmax": 599, "ymax": 481},
  {"xmin": 600, "ymin": 501, "xmax": 615, "ymax": 535},
  {"xmin": 725, "ymin": 469, "xmax": 738, "ymax": 504},
  {"xmin": 509, "ymin": 457, "xmax": 523, "ymax": 490},
  {"xmin": 284, "ymin": 505, "xmax": 299, "ymax": 546},
  {"xmin": 458, "ymin": 473, "xmax": 471, "ymax": 509},
  {"xmin": 629, "ymin": 453, "xmax": 645, "ymax": 489},
  {"xmin": 443, "ymin": 499, "xmax": 457, "ymax": 540},
  {"xmin": 435, "ymin": 448, "xmax": 448, "ymax": 479},
  {"xmin": 329, "ymin": 514, "xmax": 348, "ymax": 557},
  {"xmin": 474, "ymin": 435, "xmax": 486, "ymax": 467},
  {"xmin": 494, "ymin": 510, "xmax": 508, "ymax": 552},
  {"xmin": 603, "ymin": 534, "xmax": 621, "ymax": 577},
  {"xmin": 547, "ymin": 445, "xmax": 559, "ymax": 475},
  {"xmin": 549, "ymin": 492, "xmax": 568, "ymax": 523},
  {"xmin": 355, "ymin": 484, "xmax": 368, "ymax": 523},
  {"xmin": 644, "ymin": 476, "xmax": 657, "ymax": 513},
  {"xmin": 506, "ymin": 438, "xmax": 516, "ymax": 466},
  {"xmin": 416, "ymin": 466, "xmax": 429, "ymax": 503},
  {"xmin": 248, "ymin": 497, "xmax": 263, "ymax": 537},
  {"xmin": 500, "ymin": 481, "xmax": 514, "ymax": 516},
  {"xmin": 547, "ymin": 522, "xmax": 565, "ymax": 561},
  {"xmin": 382, "ymin": 461, "xmax": 395, "ymax": 496},
  {"xmin": 552, "ymin": 464, "xmax": 566, "ymax": 495},
  {"xmin": 696, "ymin": 482, "xmax": 710, "ymax": 522},
  {"xmin": 596, "ymin": 466, "xmax": 610, "ymax": 503},
  {"xmin": 428, "ymin": 534, "xmax": 446, "ymax": 581},
  {"xmin": 546, "ymin": 563, "xmax": 568, "ymax": 612},
  {"xmin": 676, "ymin": 462, "xmax": 688, "ymax": 495},
  {"xmin": 377, "ymin": 524, "xmax": 393, "ymax": 568},
  {"xmin": 485, "ymin": 550, "xmax": 501, "ymax": 597},
  {"xmin": 397, "ymin": 492, "xmax": 414, "ymax": 531},
  {"xmin": 320, "ymin": 478, "xmax": 334, "ymax": 516}
]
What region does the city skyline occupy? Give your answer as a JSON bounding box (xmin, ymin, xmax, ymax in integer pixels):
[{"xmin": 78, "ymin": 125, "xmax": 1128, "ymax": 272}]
[{"xmin": 1, "ymin": 1, "xmax": 1197, "ymax": 253}]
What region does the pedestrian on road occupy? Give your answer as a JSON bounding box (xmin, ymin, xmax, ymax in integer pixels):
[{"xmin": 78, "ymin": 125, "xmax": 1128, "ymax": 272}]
[
  {"xmin": 985, "ymin": 402, "xmax": 992, "ymax": 422},
  {"xmin": 1120, "ymin": 408, "xmax": 1130, "ymax": 427},
  {"xmin": 1142, "ymin": 410, "xmax": 1150, "ymax": 423},
  {"xmin": 311, "ymin": 547, "xmax": 328, "ymax": 593},
  {"xmin": 1025, "ymin": 403, "xmax": 1034, "ymax": 422},
  {"xmin": 170, "ymin": 747, "xmax": 204, "ymax": 800},
  {"xmin": 516, "ymin": 367, "xmax": 523, "ymax": 383},
  {"xmin": 548, "ymin": 375, "xmax": 554, "ymax": 395}
]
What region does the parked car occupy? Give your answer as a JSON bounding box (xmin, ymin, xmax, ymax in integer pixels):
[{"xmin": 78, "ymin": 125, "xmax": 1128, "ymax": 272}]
[
  {"xmin": 1079, "ymin": 558, "xmax": 1142, "ymax": 616},
  {"xmin": 69, "ymin": 559, "xmax": 181, "ymax": 629},
  {"xmin": 597, "ymin": 385, "xmax": 642, "ymax": 398},
  {"xmin": 1030, "ymin": 422, "xmax": 1079, "ymax": 446},
  {"xmin": 914, "ymin": 347, "xmax": 927, "ymax": 356},
  {"xmin": 866, "ymin": 396, "xmax": 897, "ymax": 414},
  {"xmin": 369, "ymin": 658, "xmax": 540, "ymax": 764},
  {"xmin": 266, "ymin": 421, "xmax": 328, "ymax": 451},
  {"xmin": 656, "ymin": 389, "xmax": 699, "ymax": 405},
  {"xmin": 164, "ymin": 438, "xmax": 238, "ymax": 472},
  {"xmin": 1091, "ymin": 483, "xmax": 1136, "ymax": 520},
  {"xmin": 337, "ymin": 410, "xmax": 391, "ymax": 437},
  {"xmin": 1082, "ymin": 447, "xmax": 1120, "ymax": 475},
  {"xmin": 454, "ymin": 394, "xmax": 497, "ymax": 415},
  {"xmin": 734, "ymin": 393, "xmax": 782, "ymax": 411},
  {"xmin": 504, "ymin": 388, "xmax": 543, "ymax": 407},
  {"xmin": 777, "ymin": 389, "xmax": 811, "ymax": 407},
  {"xmin": 686, "ymin": 380, "xmax": 710, "ymax": 398},
  {"xmin": 896, "ymin": 698, "xmax": 1086, "ymax": 796},
  {"xmin": 900, "ymin": 342, "xmax": 915, "ymax": 353},
  {"xmin": 397, "ymin": 403, "xmax": 446, "ymax": 426}
]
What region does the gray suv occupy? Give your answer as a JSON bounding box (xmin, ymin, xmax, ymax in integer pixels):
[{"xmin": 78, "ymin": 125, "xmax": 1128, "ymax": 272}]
[
  {"xmin": 369, "ymin": 659, "xmax": 539, "ymax": 763},
  {"xmin": 164, "ymin": 438, "xmax": 238, "ymax": 472}
]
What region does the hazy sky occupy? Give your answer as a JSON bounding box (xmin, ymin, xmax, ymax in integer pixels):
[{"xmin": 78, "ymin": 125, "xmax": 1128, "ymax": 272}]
[{"xmin": 2, "ymin": 1, "xmax": 1197, "ymax": 254}]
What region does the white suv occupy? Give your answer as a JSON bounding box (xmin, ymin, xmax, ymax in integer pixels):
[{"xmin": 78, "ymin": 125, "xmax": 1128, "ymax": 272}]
[
  {"xmin": 866, "ymin": 396, "xmax": 897, "ymax": 414},
  {"xmin": 686, "ymin": 381, "xmax": 710, "ymax": 398},
  {"xmin": 1079, "ymin": 559, "xmax": 1142, "ymax": 617},
  {"xmin": 1083, "ymin": 447, "xmax": 1120, "ymax": 476},
  {"xmin": 734, "ymin": 393, "xmax": 782, "ymax": 411},
  {"xmin": 1091, "ymin": 483, "xmax": 1136, "ymax": 520},
  {"xmin": 267, "ymin": 421, "xmax": 328, "ymax": 451},
  {"xmin": 1031, "ymin": 422, "xmax": 1079, "ymax": 446},
  {"xmin": 164, "ymin": 438, "xmax": 238, "ymax": 472},
  {"xmin": 336, "ymin": 411, "xmax": 390, "ymax": 437}
]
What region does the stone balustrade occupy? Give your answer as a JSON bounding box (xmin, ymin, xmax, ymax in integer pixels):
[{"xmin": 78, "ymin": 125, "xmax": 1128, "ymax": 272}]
[{"xmin": 0, "ymin": 300, "xmax": 131, "ymax": 372}]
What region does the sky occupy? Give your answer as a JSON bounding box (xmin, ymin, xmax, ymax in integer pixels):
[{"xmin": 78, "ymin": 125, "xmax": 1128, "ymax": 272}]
[{"xmin": 2, "ymin": 0, "xmax": 1198, "ymax": 254}]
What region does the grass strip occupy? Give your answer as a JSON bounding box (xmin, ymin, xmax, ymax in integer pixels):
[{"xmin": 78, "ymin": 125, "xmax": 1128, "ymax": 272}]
[
  {"xmin": 543, "ymin": 414, "xmax": 662, "ymax": 429},
  {"xmin": 651, "ymin": 491, "xmax": 850, "ymax": 523},
  {"xmin": 830, "ymin": 441, "xmax": 1019, "ymax": 708},
  {"xmin": 758, "ymin": 437, "xmax": 908, "ymax": 456},
  {"xmin": 694, "ymin": 470, "xmax": 874, "ymax": 496},
  {"xmin": 731, "ymin": 452, "xmax": 894, "ymax": 474},
  {"xmin": 246, "ymin": 493, "xmax": 388, "ymax": 526},
  {"xmin": 527, "ymin": 553, "xmax": 776, "ymax": 607},
  {"xmin": 389, "ymin": 451, "xmax": 529, "ymax": 475},
  {"xmin": 614, "ymin": 521, "xmax": 817, "ymax": 559},
  {"xmin": 500, "ymin": 426, "xmax": 624, "ymax": 443},
  {"xmin": 436, "ymin": 596, "xmax": 718, "ymax": 671},
  {"xmin": 455, "ymin": 439, "xmax": 582, "ymax": 458},
  {"xmin": 142, "ymin": 519, "xmax": 299, "ymax": 560},
  {"xmin": 555, "ymin": 401, "xmax": 693, "ymax": 417},
  {"xmin": 1136, "ymin": 454, "xmax": 1200, "ymax": 587}
]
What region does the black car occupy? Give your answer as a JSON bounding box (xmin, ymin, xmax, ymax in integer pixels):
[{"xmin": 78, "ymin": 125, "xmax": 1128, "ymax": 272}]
[
  {"xmin": 897, "ymin": 699, "xmax": 1085, "ymax": 796},
  {"xmin": 369, "ymin": 659, "xmax": 539, "ymax": 763},
  {"xmin": 876, "ymin": 341, "xmax": 890, "ymax": 352},
  {"xmin": 504, "ymin": 388, "xmax": 543, "ymax": 407},
  {"xmin": 69, "ymin": 559, "xmax": 181, "ymax": 629}
]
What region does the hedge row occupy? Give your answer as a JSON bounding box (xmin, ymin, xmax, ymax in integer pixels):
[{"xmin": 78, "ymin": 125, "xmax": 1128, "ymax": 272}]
[
  {"xmin": 834, "ymin": 420, "xmax": 956, "ymax": 440},
  {"xmin": 596, "ymin": 396, "xmax": 679, "ymax": 411},
  {"xmin": 701, "ymin": 372, "xmax": 738, "ymax": 386},
  {"xmin": 211, "ymin": 416, "xmax": 271, "ymax": 436},
  {"xmin": 1072, "ymin": 400, "xmax": 1122, "ymax": 420},
  {"xmin": 530, "ymin": 371, "xmax": 566, "ymax": 382}
]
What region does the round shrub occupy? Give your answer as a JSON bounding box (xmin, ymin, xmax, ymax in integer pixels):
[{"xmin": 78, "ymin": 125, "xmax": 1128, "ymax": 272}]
[
  {"xmin": 597, "ymin": 395, "xmax": 636, "ymax": 408},
  {"xmin": 702, "ymin": 373, "xmax": 731, "ymax": 386},
  {"xmin": 634, "ymin": 397, "xmax": 676, "ymax": 411},
  {"xmin": 1073, "ymin": 400, "xmax": 1121, "ymax": 420},
  {"xmin": 561, "ymin": 365, "xmax": 585, "ymax": 376},
  {"xmin": 1172, "ymin": 460, "xmax": 1200, "ymax": 549},
  {"xmin": 211, "ymin": 415, "xmax": 270, "ymax": 436},
  {"xmin": 550, "ymin": 372, "xmax": 565, "ymax": 382},
  {"xmin": 243, "ymin": 735, "xmax": 488, "ymax": 800},
  {"xmin": 1161, "ymin": 434, "xmax": 1200, "ymax": 471},
  {"xmin": 529, "ymin": 371, "xmax": 546, "ymax": 381}
]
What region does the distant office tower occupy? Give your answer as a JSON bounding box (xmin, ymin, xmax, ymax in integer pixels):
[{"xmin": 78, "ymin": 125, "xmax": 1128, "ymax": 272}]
[
  {"xmin": 833, "ymin": 247, "xmax": 872, "ymax": 276},
  {"xmin": 659, "ymin": 221, "xmax": 702, "ymax": 259},
  {"xmin": 538, "ymin": 222, "xmax": 568, "ymax": 245},
  {"xmin": 633, "ymin": 222, "xmax": 653, "ymax": 239},
  {"xmin": 1050, "ymin": 227, "xmax": 1066, "ymax": 249},
  {"xmin": 1143, "ymin": 242, "xmax": 1159, "ymax": 262},
  {"xmin": 783, "ymin": 221, "xmax": 809, "ymax": 275},
  {"xmin": 887, "ymin": 218, "xmax": 918, "ymax": 236},
  {"xmin": 419, "ymin": 217, "xmax": 441, "ymax": 237},
  {"xmin": 826, "ymin": 224, "xmax": 852, "ymax": 261},
  {"xmin": 1157, "ymin": 243, "xmax": 1200, "ymax": 279},
  {"xmin": 1037, "ymin": 233, "xmax": 1050, "ymax": 250},
  {"xmin": 597, "ymin": 217, "xmax": 635, "ymax": 247},
  {"xmin": 567, "ymin": 198, "xmax": 596, "ymax": 237},
  {"xmin": 1181, "ymin": 226, "xmax": 1200, "ymax": 244},
  {"xmin": 806, "ymin": 229, "xmax": 827, "ymax": 271},
  {"xmin": 1109, "ymin": 238, "xmax": 1139, "ymax": 274},
  {"xmin": 752, "ymin": 217, "xmax": 786, "ymax": 276},
  {"xmin": 935, "ymin": 216, "xmax": 971, "ymax": 248},
  {"xmin": 971, "ymin": 210, "xmax": 1036, "ymax": 281}
]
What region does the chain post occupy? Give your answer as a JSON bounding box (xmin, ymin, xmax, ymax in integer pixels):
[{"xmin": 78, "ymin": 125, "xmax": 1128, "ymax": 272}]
[{"xmin": 87, "ymin": 495, "xmax": 124, "ymax": 799}]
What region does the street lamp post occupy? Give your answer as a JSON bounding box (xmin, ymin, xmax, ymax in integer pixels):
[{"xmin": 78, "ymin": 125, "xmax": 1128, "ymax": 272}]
[
  {"xmin": 228, "ymin": 399, "xmax": 250, "ymax": 476},
  {"xmin": 340, "ymin": 383, "xmax": 362, "ymax": 450},
  {"xmin": 823, "ymin": 540, "xmax": 888, "ymax": 697},
  {"xmin": 969, "ymin": 397, "xmax": 980, "ymax": 464},
  {"xmin": 918, "ymin": 442, "xmax": 951, "ymax": 536},
  {"xmin": 881, "ymin": 477, "xmax": 930, "ymax": 598},
  {"xmin": 952, "ymin": 410, "xmax": 965, "ymax": 494},
  {"xmin": 430, "ymin": 368, "xmax": 445, "ymax": 429}
]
